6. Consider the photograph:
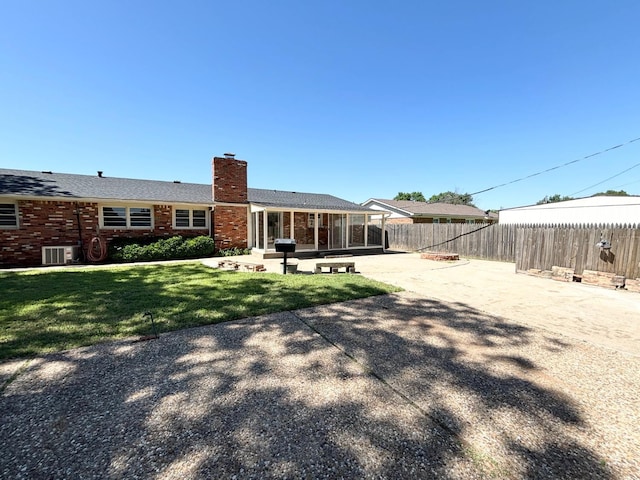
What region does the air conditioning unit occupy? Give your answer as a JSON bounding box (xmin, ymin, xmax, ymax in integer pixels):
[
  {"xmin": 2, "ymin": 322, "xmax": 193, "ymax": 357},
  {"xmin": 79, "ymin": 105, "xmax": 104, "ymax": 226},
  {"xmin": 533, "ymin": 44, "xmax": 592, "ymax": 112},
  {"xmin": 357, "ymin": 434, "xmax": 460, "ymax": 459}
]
[{"xmin": 42, "ymin": 246, "xmax": 80, "ymax": 265}]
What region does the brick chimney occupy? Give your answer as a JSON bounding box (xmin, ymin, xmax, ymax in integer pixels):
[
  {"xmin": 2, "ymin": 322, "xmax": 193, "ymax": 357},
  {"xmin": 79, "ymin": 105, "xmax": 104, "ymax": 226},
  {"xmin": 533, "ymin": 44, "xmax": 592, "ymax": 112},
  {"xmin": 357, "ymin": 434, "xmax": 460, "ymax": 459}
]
[
  {"xmin": 212, "ymin": 153, "xmax": 247, "ymax": 203},
  {"xmin": 211, "ymin": 153, "xmax": 249, "ymax": 250}
]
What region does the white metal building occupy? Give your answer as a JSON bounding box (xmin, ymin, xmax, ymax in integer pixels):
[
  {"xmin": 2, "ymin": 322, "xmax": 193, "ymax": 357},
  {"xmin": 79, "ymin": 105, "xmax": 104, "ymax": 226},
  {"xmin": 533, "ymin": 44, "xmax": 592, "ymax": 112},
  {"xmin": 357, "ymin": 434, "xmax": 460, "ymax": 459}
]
[{"xmin": 499, "ymin": 196, "xmax": 640, "ymax": 225}]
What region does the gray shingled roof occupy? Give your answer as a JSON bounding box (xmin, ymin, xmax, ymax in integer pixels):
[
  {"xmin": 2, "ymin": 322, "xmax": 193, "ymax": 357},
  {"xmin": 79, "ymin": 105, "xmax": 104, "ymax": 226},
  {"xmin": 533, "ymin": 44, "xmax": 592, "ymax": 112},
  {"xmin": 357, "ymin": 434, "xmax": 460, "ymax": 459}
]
[
  {"xmin": 0, "ymin": 169, "xmax": 213, "ymax": 204},
  {"xmin": 248, "ymin": 188, "xmax": 372, "ymax": 212},
  {"xmin": 367, "ymin": 198, "xmax": 491, "ymax": 217},
  {"xmin": 0, "ymin": 168, "xmax": 371, "ymax": 212}
]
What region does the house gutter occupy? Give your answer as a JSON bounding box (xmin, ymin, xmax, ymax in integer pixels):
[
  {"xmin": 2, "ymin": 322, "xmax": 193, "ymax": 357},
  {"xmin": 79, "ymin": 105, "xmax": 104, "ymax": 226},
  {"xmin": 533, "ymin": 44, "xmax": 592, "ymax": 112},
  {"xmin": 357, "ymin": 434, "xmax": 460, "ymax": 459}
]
[
  {"xmin": 74, "ymin": 202, "xmax": 86, "ymax": 262},
  {"xmin": 208, "ymin": 205, "xmax": 213, "ymax": 239}
]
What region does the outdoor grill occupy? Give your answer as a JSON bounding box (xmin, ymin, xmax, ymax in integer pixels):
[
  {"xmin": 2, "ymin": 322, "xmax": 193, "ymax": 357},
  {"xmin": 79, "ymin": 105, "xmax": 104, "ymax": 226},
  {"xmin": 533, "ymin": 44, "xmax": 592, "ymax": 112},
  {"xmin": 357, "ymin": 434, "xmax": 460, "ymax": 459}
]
[{"xmin": 274, "ymin": 238, "xmax": 296, "ymax": 274}]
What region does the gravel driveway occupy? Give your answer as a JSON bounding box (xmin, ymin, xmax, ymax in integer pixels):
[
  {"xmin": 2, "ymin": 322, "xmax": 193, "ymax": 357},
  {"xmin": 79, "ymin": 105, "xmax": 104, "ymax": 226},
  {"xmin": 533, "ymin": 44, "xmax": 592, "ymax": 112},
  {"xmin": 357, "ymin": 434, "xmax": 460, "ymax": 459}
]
[{"xmin": 2, "ymin": 254, "xmax": 639, "ymax": 479}]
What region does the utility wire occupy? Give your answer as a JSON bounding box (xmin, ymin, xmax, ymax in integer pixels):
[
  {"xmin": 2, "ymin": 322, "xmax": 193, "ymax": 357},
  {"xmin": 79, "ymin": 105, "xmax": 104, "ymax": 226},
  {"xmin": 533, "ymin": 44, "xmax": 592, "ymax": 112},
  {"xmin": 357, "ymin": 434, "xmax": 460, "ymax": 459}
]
[
  {"xmin": 416, "ymin": 222, "xmax": 493, "ymax": 252},
  {"xmin": 507, "ymin": 201, "xmax": 640, "ymax": 211},
  {"xmin": 569, "ymin": 161, "xmax": 640, "ymax": 196},
  {"xmin": 612, "ymin": 178, "xmax": 640, "ymax": 189},
  {"xmin": 470, "ymin": 136, "xmax": 640, "ymax": 196}
]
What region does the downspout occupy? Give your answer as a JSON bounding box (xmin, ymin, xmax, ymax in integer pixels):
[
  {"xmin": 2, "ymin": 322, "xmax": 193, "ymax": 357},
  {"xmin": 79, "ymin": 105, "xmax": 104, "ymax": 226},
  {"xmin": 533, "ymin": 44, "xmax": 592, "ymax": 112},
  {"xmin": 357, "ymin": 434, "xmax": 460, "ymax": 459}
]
[
  {"xmin": 382, "ymin": 212, "xmax": 389, "ymax": 251},
  {"xmin": 364, "ymin": 213, "xmax": 368, "ymax": 248},
  {"xmin": 210, "ymin": 206, "xmax": 215, "ymax": 249},
  {"xmin": 75, "ymin": 202, "xmax": 86, "ymax": 262}
]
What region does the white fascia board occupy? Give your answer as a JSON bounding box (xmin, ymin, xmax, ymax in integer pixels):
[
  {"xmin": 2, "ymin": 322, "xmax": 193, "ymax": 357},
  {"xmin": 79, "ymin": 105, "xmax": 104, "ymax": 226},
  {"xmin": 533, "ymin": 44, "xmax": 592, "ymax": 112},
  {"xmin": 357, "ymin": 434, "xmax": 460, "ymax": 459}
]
[
  {"xmin": 212, "ymin": 201, "xmax": 249, "ymax": 207},
  {"xmin": 363, "ymin": 200, "xmax": 413, "ymax": 217},
  {"xmin": 250, "ymin": 203, "xmax": 384, "ymax": 215}
]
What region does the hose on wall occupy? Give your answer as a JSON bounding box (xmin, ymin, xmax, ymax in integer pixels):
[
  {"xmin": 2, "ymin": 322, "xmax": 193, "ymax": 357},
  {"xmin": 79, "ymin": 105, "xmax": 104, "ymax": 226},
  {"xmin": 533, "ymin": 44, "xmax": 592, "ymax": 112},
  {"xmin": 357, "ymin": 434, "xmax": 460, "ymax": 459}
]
[{"xmin": 86, "ymin": 237, "xmax": 108, "ymax": 263}]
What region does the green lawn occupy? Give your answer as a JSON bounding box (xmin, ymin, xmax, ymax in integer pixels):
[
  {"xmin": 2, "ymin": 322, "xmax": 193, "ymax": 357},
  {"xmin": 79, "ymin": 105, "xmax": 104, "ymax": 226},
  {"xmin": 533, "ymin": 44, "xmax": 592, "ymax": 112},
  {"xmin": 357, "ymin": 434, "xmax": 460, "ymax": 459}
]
[{"xmin": 0, "ymin": 262, "xmax": 400, "ymax": 360}]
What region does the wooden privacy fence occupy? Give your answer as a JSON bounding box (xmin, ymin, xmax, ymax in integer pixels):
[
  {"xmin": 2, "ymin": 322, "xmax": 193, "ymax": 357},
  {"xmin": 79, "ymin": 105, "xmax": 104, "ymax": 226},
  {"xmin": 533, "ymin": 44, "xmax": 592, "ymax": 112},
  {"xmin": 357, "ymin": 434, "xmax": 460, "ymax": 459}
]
[
  {"xmin": 386, "ymin": 223, "xmax": 516, "ymax": 262},
  {"xmin": 515, "ymin": 225, "xmax": 640, "ymax": 279},
  {"xmin": 385, "ymin": 223, "xmax": 640, "ymax": 279}
]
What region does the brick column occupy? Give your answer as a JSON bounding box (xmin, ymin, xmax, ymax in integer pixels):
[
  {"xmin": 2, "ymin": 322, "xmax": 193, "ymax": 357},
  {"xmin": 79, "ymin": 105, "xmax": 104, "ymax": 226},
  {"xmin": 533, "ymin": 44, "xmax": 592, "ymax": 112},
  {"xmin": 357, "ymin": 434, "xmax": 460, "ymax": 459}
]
[{"xmin": 212, "ymin": 154, "xmax": 249, "ymax": 249}]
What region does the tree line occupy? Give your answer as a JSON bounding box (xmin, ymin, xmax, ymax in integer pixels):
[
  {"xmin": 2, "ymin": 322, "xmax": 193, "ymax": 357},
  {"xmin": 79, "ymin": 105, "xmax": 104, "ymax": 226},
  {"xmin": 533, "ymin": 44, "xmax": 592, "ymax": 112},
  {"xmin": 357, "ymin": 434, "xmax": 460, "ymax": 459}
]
[
  {"xmin": 394, "ymin": 191, "xmax": 475, "ymax": 206},
  {"xmin": 393, "ymin": 189, "xmax": 631, "ymax": 208},
  {"xmin": 535, "ymin": 190, "xmax": 629, "ymax": 204}
]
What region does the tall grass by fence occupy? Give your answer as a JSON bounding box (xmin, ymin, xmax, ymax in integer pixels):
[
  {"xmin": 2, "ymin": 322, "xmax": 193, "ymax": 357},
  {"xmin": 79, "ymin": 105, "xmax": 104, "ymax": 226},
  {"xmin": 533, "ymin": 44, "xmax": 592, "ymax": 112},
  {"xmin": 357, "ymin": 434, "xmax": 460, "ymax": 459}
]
[{"xmin": 385, "ymin": 223, "xmax": 640, "ymax": 278}]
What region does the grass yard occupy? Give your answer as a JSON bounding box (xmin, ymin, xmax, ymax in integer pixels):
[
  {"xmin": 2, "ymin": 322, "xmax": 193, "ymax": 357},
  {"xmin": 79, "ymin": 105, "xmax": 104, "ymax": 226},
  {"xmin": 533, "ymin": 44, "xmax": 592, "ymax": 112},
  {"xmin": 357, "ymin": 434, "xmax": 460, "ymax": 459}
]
[{"xmin": 0, "ymin": 262, "xmax": 400, "ymax": 360}]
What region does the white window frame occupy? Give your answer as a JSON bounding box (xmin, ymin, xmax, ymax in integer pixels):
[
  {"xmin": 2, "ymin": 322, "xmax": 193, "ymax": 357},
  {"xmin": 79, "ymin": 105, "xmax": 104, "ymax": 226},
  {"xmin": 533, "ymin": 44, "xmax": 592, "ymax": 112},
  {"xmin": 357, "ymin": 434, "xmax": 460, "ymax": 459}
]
[
  {"xmin": 100, "ymin": 205, "xmax": 153, "ymax": 229},
  {"xmin": 173, "ymin": 207, "xmax": 209, "ymax": 229},
  {"xmin": 0, "ymin": 203, "xmax": 18, "ymax": 228},
  {"xmin": 308, "ymin": 212, "xmax": 324, "ymax": 228}
]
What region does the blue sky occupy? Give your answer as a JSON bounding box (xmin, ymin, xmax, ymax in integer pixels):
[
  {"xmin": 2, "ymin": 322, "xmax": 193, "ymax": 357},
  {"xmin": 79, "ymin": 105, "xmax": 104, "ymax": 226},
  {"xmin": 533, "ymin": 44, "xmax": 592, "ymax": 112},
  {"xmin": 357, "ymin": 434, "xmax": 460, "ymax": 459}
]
[{"xmin": 2, "ymin": 1, "xmax": 639, "ymax": 210}]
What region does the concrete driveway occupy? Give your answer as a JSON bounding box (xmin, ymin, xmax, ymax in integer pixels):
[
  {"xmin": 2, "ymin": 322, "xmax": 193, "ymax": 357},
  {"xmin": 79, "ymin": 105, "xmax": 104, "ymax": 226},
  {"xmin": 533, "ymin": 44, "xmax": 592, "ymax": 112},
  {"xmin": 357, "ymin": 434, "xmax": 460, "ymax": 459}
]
[
  {"xmin": 221, "ymin": 252, "xmax": 639, "ymax": 357},
  {"xmin": 337, "ymin": 253, "xmax": 640, "ymax": 357},
  {"xmin": 2, "ymin": 253, "xmax": 639, "ymax": 479}
]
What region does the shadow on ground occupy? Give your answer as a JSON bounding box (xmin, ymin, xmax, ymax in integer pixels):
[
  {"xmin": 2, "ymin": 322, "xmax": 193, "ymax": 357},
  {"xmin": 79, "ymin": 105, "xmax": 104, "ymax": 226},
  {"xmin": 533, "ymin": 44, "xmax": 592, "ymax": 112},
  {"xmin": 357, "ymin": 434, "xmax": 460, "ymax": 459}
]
[
  {"xmin": 0, "ymin": 293, "xmax": 614, "ymax": 479},
  {"xmin": 296, "ymin": 294, "xmax": 614, "ymax": 478}
]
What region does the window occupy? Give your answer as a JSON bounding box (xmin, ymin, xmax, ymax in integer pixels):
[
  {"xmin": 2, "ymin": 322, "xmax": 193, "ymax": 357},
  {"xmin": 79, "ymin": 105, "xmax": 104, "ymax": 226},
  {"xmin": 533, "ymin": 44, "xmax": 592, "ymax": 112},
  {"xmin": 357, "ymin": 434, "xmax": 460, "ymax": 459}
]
[
  {"xmin": 174, "ymin": 208, "xmax": 208, "ymax": 228},
  {"xmin": 308, "ymin": 213, "xmax": 323, "ymax": 228},
  {"xmin": 0, "ymin": 203, "xmax": 18, "ymax": 228},
  {"xmin": 101, "ymin": 206, "xmax": 152, "ymax": 228},
  {"xmin": 130, "ymin": 208, "xmax": 152, "ymax": 227},
  {"xmin": 433, "ymin": 218, "xmax": 440, "ymax": 224}
]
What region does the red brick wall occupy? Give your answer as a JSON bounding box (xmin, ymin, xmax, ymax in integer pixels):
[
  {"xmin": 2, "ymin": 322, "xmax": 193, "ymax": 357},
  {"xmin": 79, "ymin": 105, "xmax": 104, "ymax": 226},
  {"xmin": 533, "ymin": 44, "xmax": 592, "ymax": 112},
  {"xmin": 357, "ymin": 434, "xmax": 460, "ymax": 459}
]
[
  {"xmin": 293, "ymin": 212, "xmax": 314, "ymax": 245},
  {"xmin": 212, "ymin": 157, "xmax": 247, "ymax": 203},
  {"xmin": 1, "ymin": 200, "xmax": 97, "ymax": 267},
  {"xmin": 0, "ymin": 200, "xmax": 210, "ymax": 267},
  {"xmin": 213, "ymin": 205, "xmax": 248, "ymax": 250},
  {"xmin": 386, "ymin": 218, "xmax": 413, "ymax": 224},
  {"xmin": 211, "ymin": 156, "xmax": 249, "ymax": 250}
]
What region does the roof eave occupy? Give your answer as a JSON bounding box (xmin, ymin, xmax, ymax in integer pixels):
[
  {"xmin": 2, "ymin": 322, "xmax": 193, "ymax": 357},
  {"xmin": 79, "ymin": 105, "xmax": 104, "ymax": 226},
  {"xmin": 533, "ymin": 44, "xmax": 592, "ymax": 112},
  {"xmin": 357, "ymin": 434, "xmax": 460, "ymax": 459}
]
[
  {"xmin": 250, "ymin": 202, "xmax": 383, "ymax": 214},
  {"xmin": 1, "ymin": 193, "xmax": 213, "ymax": 206}
]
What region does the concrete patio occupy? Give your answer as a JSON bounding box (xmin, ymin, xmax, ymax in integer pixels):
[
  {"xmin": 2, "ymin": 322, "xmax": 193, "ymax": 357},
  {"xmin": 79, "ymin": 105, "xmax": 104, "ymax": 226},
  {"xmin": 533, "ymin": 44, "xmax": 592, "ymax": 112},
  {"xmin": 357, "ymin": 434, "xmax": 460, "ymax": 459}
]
[{"xmin": 2, "ymin": 253, "xmax": 639, "ymax": 478}]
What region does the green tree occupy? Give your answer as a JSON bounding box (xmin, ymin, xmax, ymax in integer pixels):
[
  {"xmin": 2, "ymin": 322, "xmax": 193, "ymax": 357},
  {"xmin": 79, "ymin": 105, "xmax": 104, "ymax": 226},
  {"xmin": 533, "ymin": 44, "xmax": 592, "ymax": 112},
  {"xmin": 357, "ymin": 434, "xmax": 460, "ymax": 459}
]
[
  {"xmin": 536, "ymin": 194, "xmax": 574, "ymax": 204},
  {"xmin": 428, "ymin": 191, "xmax": 475, "ymax": 206},
  {"xmin": 394, "ymin": 191, "xmax": 426, "ymax": 202},
  {"xmin": 591, "ymin": 189, "xmax": 628, "ymax": 196}
]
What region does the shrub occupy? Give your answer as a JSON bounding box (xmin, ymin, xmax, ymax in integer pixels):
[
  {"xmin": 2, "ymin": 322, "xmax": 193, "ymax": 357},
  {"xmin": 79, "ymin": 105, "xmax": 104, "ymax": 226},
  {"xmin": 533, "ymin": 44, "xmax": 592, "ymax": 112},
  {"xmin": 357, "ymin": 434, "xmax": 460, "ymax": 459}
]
[
  {"xmin": 183, "ymin": 236, "xmax": 218, "ymax": 257},
  {"xmin": 109, "ymin": 235, "xmax": 215, "ymax": 262}
]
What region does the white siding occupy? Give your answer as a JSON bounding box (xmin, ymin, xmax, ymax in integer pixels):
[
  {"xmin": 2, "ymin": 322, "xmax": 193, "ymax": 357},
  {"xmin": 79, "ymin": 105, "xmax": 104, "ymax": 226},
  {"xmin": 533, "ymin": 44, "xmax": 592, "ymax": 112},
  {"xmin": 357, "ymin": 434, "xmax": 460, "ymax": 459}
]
[{"xmin": 499, "ymin": 196, "xmax": 640, "ymax": 225}]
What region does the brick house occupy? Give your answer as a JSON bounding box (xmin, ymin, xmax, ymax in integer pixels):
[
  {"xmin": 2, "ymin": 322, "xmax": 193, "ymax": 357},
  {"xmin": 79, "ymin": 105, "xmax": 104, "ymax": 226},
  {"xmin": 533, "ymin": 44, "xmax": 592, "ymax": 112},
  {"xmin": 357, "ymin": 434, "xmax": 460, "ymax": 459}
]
[
  {"xmin": 0, "ymin": 154, "xmax": 385, "ymax": 267},
  {"xmin": 361, "ymin": 198, "xmax": 498, "ymax": 224}
]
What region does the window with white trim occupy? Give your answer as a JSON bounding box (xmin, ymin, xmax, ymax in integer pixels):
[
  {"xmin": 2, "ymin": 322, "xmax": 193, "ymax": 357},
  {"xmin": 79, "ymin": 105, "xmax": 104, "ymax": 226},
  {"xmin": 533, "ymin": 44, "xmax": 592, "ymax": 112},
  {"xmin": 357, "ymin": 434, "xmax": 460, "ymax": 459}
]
[
  {"xmin": 308, "ymin": 213, "xmax": 323, "ymax": 228},
  {"xmin": 0, "ymin": 203, "xmax": 18, "ymax": 228},
  {"xmin": 101, "ymin": 206, "xmax": 152, "ymax": 228},
  {"xmin": 175, "ymin": 208, "xmax": 208, "ymax": 228}
]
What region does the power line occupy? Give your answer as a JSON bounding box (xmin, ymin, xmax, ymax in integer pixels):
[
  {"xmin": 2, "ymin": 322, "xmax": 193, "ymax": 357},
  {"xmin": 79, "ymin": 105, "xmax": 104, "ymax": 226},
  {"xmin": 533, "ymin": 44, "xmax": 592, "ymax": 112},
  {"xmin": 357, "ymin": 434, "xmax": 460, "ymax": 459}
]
[
  {"xmin": 507, "ymin": 201, "xmax": 640, "ymax": 211},
  {"xmin": 612, "ymin": 178, "xmax": 640, "ymax": 189},
  {"xmin": 416, "ymin": 222, "xmax": 493, "ymax": 251},
  {"xmin": 470, "ymin": 136, "xmax": 640, "ymax": 196},
  {"xmin": 569, "ymin": 161, "xmax": 640, "ymax": 196}
]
